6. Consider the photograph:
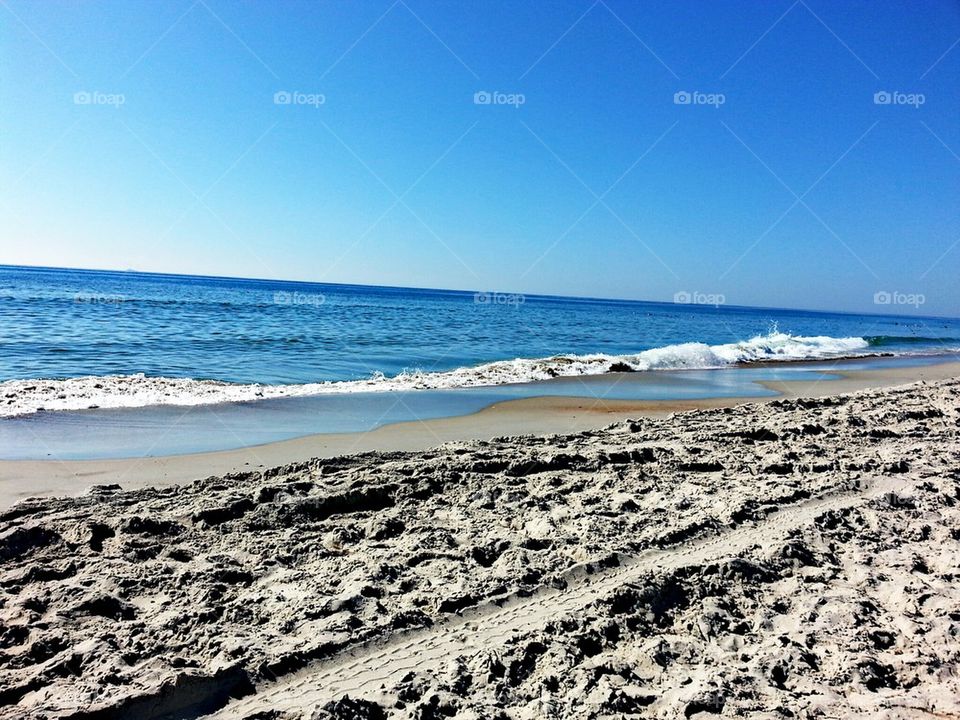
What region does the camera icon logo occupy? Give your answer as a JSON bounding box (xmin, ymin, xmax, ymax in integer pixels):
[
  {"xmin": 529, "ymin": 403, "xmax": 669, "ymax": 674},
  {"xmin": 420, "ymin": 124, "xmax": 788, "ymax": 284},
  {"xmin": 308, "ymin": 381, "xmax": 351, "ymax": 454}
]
[
  {"xmin": 673, "ymin": 91, "xmax": 692, "ymax": 105},
  {"xmin": 274, "ymin": 91, "xmax": 292, "ymax": 105},
  {"xmin": 473, "ymin": 91, "xmax": 492, "ymax": 105},
  {"xmin": 873, "ymin": 91, "xmax": 892, "ymax": 105}
]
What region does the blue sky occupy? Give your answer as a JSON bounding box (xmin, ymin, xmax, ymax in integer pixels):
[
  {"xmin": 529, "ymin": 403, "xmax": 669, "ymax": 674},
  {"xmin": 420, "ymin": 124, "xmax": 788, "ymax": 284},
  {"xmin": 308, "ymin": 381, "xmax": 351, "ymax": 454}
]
[{"xmin": 1, "ymin": 0, "xmax": 958, "ymax": 315}]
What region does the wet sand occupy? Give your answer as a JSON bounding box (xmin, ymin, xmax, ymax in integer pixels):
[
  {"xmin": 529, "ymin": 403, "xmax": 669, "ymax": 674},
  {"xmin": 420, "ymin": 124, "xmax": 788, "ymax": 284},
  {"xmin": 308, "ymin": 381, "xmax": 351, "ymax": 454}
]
[{"xmin": 1, "ymin": 360, "xmax": 958, "ymax": 509}]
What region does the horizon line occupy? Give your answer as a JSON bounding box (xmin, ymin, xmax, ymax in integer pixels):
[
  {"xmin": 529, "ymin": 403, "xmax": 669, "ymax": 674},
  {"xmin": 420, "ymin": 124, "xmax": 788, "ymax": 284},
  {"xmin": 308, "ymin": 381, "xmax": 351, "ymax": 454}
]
[{"xmin": 2, "ymin": 262, "xmax": 956, "ymax": 322}]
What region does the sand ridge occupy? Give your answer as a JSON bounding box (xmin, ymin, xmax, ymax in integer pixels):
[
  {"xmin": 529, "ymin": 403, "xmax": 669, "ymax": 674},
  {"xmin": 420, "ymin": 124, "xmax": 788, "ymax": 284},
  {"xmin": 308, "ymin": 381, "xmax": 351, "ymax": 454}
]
[
  {"xmin": 0, "ymin": 378, "xmax": 958, "ymax": 718},
  {"xmin": 211, "ymin": 477, "xmax": 901, "ymax": 718}
]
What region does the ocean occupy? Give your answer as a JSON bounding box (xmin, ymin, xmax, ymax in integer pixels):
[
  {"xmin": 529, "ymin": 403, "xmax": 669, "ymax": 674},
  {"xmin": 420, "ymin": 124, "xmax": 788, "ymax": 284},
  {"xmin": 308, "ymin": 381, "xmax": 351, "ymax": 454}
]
[
  {"xmin": 1, "ymin": 264, "xmax": 959, "ymax": 420},
  {"xmin": 2, "ymin": 264, "xmax": 959, "ymax": 458}
]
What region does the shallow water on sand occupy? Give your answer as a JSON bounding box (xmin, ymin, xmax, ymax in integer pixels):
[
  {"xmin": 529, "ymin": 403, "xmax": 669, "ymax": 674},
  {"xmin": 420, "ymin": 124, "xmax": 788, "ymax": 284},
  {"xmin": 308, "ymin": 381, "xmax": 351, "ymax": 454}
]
[{"xmin": 2, "ymin": 355, "xmax": 953, "ymax": 460}]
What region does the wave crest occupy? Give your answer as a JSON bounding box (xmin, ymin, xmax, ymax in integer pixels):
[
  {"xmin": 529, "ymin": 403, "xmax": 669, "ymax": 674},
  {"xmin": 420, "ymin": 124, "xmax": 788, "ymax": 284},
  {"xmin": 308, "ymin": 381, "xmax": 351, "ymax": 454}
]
[{"xmin": 0, "ymin": 331, "xmax": 875, "ymax": 418}]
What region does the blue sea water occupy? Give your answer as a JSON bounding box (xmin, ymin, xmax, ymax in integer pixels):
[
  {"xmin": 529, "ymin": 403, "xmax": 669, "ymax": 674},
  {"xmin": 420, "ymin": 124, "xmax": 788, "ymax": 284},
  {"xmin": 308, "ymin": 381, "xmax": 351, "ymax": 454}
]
[
  {"xmin": 1, "ymin": 264, "xmax": 958, "ymax": 386},
  {"xmin": 1, "ymin": 265, "xmax": 958, "ymax": 458}
]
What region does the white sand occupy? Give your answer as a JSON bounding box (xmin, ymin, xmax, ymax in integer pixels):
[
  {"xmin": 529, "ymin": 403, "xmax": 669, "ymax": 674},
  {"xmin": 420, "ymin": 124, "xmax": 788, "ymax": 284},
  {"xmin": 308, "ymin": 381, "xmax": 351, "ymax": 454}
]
[{"xmin": 1, "ymin": 376, "xmax": 958, "ymax": 718}]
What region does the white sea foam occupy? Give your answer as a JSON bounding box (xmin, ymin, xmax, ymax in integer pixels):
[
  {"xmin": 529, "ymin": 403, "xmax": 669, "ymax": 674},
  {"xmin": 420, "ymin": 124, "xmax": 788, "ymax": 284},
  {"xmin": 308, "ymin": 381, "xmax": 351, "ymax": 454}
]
[{"xmin": 0, "ymin": 331, "xmax": 872, "ymax": 418}]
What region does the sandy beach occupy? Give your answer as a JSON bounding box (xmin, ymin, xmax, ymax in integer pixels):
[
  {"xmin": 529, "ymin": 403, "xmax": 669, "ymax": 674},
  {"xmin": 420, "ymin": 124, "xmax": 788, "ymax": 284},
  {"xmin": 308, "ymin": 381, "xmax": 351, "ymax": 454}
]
[
  {"xmin": 5, "ymin": 0, "xmax": 959, "ymax": 716},
  {"xmin": 1, "ymin": 372, "xmax": 958, "ymax": 718}
]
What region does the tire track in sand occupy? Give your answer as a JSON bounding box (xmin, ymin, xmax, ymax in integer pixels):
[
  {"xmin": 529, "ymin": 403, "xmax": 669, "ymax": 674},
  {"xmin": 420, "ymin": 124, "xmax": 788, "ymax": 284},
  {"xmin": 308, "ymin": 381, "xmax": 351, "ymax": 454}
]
[{"xmin": 206, "ymin": 477, "xmax": 899, "ymax": 719}]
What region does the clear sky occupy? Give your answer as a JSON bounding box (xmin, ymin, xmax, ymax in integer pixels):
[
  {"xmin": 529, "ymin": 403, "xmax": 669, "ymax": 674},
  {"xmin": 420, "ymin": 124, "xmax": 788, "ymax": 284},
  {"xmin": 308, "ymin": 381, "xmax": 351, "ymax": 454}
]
[{"xmin": 2, "ymin": 0, "xmax": 958, "ymax": 315}]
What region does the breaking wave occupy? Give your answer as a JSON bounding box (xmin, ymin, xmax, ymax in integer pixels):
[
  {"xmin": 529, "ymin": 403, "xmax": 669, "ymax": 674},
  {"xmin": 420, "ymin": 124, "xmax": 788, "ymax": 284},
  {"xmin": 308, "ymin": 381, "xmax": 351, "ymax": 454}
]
[{"xmin": 0, "ymin": 331, "xmax": 933, "ymax": 418}]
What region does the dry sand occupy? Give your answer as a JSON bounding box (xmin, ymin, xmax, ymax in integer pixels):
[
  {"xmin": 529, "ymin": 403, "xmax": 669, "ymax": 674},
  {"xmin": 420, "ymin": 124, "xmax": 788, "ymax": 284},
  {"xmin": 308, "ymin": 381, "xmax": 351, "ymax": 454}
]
[
  {"xmin": 1, "ymin": 360, "xmax": 959, "ymax": 510},
  {"xmin": 1, "ymin": 374, "xmax": 958, "ymax": 718}
]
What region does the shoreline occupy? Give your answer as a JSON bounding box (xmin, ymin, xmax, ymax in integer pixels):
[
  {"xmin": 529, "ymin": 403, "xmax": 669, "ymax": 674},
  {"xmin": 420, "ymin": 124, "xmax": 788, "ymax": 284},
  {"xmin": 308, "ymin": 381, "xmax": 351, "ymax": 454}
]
[
  {"xmin": 3, "ymin": 345, "xmax": 957, "ymax": 421},
  {"xmin": 1, "ymin": 359, "xmax": 958, "ymax": 509}
]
